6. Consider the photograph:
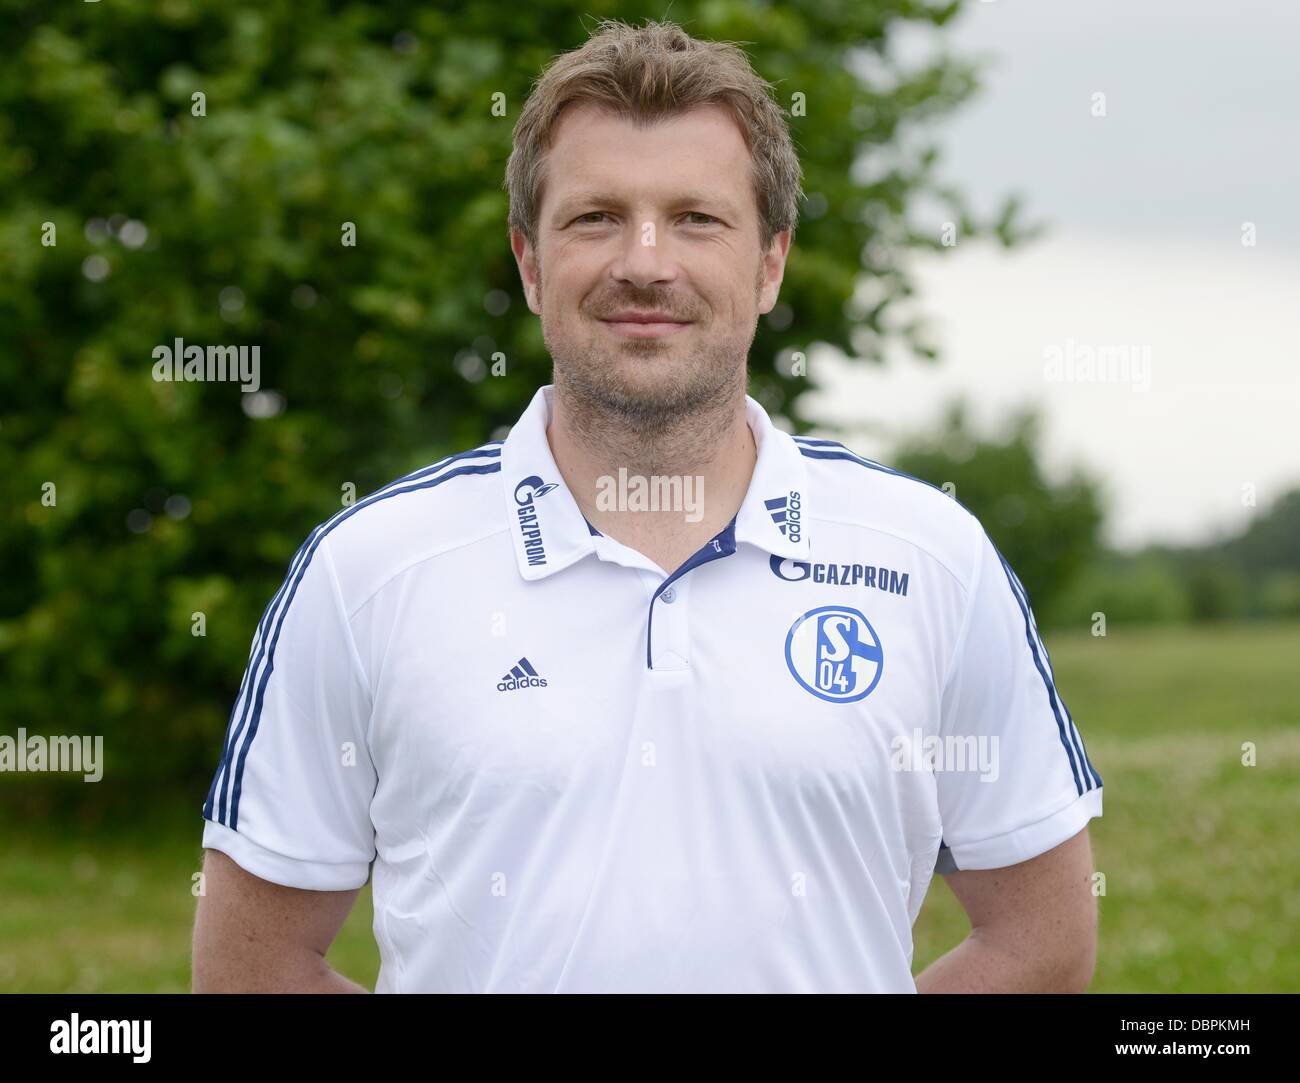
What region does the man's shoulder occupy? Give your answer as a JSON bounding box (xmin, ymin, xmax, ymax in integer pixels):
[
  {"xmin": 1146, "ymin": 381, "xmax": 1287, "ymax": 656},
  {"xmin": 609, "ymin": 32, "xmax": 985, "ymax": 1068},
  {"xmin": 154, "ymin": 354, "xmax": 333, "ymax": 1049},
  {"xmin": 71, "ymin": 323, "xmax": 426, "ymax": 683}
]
[
  {"xmin": 794, "ymin": 434, "xmax": 982, "ymax": 591},
  {"xmin": 301, "ymin": 440, "xmax": 507, "ymax": 610}
]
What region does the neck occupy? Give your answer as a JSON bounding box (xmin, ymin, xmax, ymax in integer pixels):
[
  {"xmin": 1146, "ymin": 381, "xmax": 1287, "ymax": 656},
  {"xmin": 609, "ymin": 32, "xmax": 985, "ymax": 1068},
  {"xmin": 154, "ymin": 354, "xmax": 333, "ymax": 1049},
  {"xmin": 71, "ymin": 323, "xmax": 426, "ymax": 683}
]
[{"xmin": 546, "ymin": 378, "xmax": 757, "ymax": 542}]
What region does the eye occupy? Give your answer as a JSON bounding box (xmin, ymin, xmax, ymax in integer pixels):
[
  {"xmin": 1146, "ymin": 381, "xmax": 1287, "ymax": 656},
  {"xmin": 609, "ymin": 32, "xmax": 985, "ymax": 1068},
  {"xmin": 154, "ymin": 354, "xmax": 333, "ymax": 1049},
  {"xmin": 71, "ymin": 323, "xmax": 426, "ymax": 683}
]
[
  {"xmin": 683, "ymin": 212, "xmax": 719, "ymax": 225},
  {"xmin": 573, "ymin": 212, "xmax": 608, "ymax": 225}
]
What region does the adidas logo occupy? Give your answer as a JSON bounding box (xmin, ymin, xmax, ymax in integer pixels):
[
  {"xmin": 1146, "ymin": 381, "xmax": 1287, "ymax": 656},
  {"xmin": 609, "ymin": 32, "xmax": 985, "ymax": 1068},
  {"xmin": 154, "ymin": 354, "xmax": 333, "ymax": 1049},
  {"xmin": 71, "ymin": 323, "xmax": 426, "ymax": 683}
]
[
  {"xmin": 496, "ymin": 656, "xmax": 548, "ymax": 692},
  {"xmin": 764, "ymin": 491, "xmax": 802, "ymax": 543}
]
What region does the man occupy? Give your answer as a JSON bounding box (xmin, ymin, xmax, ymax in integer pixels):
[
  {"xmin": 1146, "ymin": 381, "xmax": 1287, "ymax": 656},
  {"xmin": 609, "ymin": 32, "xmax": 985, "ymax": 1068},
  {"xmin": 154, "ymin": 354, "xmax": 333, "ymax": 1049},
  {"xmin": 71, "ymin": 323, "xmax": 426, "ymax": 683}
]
[{"xmin": 194, "ymin": 19, "xmax": 1102, "ymax": 993}]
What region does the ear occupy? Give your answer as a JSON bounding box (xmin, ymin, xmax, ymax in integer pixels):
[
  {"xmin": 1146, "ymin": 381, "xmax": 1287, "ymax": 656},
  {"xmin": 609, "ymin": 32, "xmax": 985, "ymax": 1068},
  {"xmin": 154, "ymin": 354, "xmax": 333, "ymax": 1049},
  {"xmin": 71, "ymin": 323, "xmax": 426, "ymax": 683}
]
[
  {"xmin": 510, "ymin": 228, "xmax": 542, "ymax": 315},
  {"xmin": 757, "ymin": 228, "xmax": 793, "ymax": 315}
]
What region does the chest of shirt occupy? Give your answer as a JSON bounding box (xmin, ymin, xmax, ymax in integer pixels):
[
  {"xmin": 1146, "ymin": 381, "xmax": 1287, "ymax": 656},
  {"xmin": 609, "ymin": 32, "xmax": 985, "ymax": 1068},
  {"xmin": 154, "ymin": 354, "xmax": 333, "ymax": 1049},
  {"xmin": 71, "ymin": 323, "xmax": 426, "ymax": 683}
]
[{"xmin": 357, "ymin": 530, "xmax": 965, "ymax": 809}]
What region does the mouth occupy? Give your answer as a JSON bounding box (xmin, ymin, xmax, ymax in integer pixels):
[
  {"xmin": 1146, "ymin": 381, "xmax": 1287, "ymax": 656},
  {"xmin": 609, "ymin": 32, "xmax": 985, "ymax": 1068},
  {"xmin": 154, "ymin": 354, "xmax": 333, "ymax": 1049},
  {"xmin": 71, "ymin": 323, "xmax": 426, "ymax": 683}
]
[{"xmin": 598, "ymin": 313, "xmax": 693, "ymax": 339}]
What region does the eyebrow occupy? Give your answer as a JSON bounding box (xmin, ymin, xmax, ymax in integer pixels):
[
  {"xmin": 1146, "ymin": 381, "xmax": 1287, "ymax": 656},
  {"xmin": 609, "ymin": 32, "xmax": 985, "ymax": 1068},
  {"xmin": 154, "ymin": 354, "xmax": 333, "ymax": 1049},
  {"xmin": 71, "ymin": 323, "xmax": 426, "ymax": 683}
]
[{"xmin": 549, "ymin": 191, "xmax": 739, "ymax": 224}]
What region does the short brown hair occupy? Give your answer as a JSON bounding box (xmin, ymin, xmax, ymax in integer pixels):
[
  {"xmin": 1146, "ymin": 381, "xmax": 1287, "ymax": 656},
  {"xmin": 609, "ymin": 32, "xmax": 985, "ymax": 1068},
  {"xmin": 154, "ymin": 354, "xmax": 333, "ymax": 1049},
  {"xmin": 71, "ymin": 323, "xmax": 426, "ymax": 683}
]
[{"xmin": 505, "ymin": 18, "xmax": 803, "ymax": 253}]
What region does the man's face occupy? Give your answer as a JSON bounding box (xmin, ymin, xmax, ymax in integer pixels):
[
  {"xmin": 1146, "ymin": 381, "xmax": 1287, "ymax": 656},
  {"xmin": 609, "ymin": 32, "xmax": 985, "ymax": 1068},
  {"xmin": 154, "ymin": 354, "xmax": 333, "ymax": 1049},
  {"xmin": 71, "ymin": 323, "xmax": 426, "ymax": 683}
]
[{"xmin": 512, "ymin": 102, "xmax": 791, "ymax": 426}]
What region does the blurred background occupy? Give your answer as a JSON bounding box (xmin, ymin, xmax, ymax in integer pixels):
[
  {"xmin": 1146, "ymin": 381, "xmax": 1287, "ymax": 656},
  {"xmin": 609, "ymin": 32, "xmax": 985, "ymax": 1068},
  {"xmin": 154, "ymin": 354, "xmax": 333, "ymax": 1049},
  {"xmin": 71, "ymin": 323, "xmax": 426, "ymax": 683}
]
[{"xmin": 1, "ymin": 0, "xmax": 1296, "ymax": 992}]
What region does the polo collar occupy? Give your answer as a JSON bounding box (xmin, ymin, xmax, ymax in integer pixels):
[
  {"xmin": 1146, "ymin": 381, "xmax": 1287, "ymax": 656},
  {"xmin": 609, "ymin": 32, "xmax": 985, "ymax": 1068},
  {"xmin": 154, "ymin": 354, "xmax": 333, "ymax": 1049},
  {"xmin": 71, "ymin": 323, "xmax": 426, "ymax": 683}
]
[{"xmin": 501, "ymin": 384, "xmax": 811, "ymax": 581}]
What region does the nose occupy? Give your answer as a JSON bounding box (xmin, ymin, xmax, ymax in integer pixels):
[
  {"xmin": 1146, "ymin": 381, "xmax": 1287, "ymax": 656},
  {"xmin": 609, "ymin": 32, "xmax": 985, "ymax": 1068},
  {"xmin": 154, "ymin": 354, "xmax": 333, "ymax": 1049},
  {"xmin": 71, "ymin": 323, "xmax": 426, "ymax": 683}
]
[{"xmin": 609, "ymin": 218, "xmax": 679, "ymax": 289}]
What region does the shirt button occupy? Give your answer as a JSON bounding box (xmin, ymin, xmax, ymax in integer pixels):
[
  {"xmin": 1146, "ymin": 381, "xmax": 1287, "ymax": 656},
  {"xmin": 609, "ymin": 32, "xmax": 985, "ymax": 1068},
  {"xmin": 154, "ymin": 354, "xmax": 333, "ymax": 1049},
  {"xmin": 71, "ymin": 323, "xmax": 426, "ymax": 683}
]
[{"xmin": 660, "ymin": 586, "xmax": 677, "ymax": 604}]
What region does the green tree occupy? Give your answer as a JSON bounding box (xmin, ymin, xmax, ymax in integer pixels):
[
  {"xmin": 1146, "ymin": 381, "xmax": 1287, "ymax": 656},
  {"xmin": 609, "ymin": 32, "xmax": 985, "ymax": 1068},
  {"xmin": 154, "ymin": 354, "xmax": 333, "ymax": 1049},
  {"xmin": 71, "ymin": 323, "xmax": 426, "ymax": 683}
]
[
  {"xmin": 1051, "ymin": 554, "xmax": 1193, "ymax": 628},
  {"xmin": 1128, "ymin": 489, "xmax": 1300, "ymax": 621},
  {"xmin": 0, "ymin": 0, "xmax": 1031, "ymax": 813},
  {"xmin": 890, "ymin": 401, "xmax": 1104, "ymax": 628},
  {"xmin": 1216, "ymin": 489, "xmax": 1300, "ymax": 577}
]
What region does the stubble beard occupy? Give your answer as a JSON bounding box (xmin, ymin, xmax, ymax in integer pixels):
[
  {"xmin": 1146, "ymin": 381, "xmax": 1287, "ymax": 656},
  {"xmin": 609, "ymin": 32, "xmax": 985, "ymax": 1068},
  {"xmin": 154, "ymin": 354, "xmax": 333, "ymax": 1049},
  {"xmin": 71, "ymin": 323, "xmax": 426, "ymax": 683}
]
[{"xmin": 536, "ymin": 259, "xmax": 764, "ymax": 464}]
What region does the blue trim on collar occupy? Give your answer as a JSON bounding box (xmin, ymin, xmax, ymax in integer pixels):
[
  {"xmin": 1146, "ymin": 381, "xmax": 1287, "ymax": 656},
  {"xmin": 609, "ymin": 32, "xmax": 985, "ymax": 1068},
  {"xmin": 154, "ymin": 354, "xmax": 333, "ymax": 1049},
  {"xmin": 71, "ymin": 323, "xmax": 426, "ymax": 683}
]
[{"xmin": 645, "ymin": 513, "xmax": 738, "ymax": 669}]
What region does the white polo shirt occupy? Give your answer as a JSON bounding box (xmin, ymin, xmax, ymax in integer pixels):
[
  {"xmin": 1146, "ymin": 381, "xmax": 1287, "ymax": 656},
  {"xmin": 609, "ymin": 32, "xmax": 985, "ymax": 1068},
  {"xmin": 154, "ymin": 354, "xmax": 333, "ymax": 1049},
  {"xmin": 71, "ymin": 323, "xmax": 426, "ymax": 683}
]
[{"xmin": 201, "ymin": 382, "xmax": 1103, "ymax": 993}]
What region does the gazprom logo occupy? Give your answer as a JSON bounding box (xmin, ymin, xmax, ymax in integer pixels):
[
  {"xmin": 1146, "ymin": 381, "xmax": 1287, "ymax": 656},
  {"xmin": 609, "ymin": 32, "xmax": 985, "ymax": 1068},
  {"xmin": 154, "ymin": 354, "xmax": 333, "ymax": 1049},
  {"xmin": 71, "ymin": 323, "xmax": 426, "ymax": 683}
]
[
  {"xmin": 772, "ymin": 556, "xmax": 811, "ymax": 582},
  {"xmin": 513, "ymin": 475, "xmax": 556, "ymax": 566},
  {"xmin": 784, "ymin": 605, "xmax": 884, "ymax": 703},
  {"xmin": 515, "ymin": 478, "xmax": 557, "ymax": 504},
  {"xmin": 770, "ymin": 554, "xmax": 910, "ymax": 595}
]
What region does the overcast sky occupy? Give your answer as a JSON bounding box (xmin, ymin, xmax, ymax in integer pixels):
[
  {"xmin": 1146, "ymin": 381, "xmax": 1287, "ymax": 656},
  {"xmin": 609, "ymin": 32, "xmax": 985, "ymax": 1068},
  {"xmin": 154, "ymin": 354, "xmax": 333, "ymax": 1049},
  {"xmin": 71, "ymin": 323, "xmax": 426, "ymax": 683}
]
[{"xmin": 803, "ymin": 0, "xmax": 1300, "ymax": 548}]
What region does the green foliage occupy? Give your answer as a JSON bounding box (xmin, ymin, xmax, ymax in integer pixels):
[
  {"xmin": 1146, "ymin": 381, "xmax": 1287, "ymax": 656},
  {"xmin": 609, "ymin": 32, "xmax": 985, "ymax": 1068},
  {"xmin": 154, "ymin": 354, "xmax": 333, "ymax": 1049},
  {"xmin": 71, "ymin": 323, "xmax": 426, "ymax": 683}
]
[
  {"xmin": 1052, "ymin": 554, "xmax": 1194, "ymax": 629},
  {"xmin": 890, "ymin": 401, "xmax": 1104, "ymax": 629},
  {"xmin": 1114, "ymin": 488, "xmax": 1300, "ymax": 624},
  {"xmin": 1258, "ymin": 572, "xmax": 1300, "ymax": 619},
  {"xmin": 1216, "ymin": 489, "xmax": 1300, "ymax": 575},
  {"xmin": 1182, "ymin": 557, "xmax": 1251, "ymax": 622},
  {"xmin": 0, "ymin": 0, "xmax": 1023, "ymax": 808}
]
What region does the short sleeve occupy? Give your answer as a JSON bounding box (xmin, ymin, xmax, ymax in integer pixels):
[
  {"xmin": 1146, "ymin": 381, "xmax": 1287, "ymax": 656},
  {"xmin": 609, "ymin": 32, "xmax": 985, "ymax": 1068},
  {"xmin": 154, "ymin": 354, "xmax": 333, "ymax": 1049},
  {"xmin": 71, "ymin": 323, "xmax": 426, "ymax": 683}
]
[
  {"xmin": 933, "ymin": 524, "xmax": 1102, "ymax": 872},
  {"xmin": 200, "ymin": 528, "xmax": 377, "ymax": 890}
]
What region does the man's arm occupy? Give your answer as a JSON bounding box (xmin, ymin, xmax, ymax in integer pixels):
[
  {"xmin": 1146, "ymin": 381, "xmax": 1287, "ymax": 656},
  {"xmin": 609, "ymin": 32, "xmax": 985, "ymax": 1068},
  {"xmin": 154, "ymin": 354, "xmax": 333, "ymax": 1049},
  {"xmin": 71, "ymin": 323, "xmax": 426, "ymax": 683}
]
[
  {"xmin": 914, "ymin": 826, "xmax": 1098, "ymax": 993},
  {"xmin": 192, "ymin": 848, "xmax": 368, "ymax": 993}
]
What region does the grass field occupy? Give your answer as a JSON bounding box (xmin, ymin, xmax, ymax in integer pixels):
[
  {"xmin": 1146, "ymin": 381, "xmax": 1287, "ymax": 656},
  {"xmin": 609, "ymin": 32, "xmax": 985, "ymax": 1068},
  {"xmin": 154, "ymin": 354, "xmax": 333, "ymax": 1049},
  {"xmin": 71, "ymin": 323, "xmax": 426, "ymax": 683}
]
[{"xmin": 2, "ymin": 621, "xmax": 1296, "ymax": 993}]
